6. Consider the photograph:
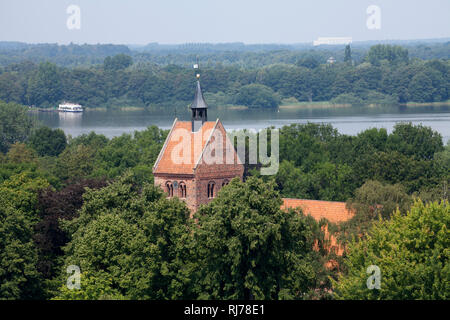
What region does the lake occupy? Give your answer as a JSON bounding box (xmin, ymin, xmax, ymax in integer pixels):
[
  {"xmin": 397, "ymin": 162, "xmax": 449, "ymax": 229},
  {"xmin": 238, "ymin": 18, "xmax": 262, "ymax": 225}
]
[{"xmin": 30, "ymin": 105, "xmax": 450, "ymax": 143}]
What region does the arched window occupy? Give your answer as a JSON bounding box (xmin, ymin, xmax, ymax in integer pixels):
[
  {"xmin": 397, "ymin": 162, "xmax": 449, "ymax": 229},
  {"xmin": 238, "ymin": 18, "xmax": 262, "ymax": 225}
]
[
  {"xmin": 207, "ymin": 181, "xmax": 215, "ymax": 198},
  {"xmin": 179, "ymin": 182, "xmax": 187, "ymax": 198},
  {"xmin": 165, "ymin": 181, "xmax": 173, "ymax": 197},
  {"xmin": 222, "ymin": 179, "xmax": 229, "ymax": 187}
]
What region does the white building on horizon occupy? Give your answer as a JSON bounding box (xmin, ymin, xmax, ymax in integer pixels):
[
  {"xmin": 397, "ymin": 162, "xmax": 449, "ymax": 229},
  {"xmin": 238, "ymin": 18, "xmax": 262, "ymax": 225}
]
[{"xmin": 313, "ymin": 37, "xmax": 352, "ymax": 46}]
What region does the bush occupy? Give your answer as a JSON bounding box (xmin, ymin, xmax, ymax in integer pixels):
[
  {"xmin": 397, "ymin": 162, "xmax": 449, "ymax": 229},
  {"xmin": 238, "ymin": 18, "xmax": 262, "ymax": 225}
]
[
  {"xmin": 334, "ymin": 200, "xmax": 450, "ymax": 300},
  {"xmin": 28, "ymin": 127, "xmax": 67, "ymax": 157},
  {"xmin": 331, "ymin": 93, "xmax": 363, "ymax": 106},
  {"xmin": 235, "ymin": 84, "xmax": 280, "ymax": 109}
]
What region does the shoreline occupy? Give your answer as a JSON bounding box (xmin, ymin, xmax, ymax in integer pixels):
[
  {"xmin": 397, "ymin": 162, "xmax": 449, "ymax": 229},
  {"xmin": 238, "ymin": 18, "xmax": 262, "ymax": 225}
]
[
  {"xmin": 29, "ymin": 101, "xmax": 450, "ymax": 112},
  {"xmin": 402, "ymin": 101, "xmax": 450, "ymax": 107}
]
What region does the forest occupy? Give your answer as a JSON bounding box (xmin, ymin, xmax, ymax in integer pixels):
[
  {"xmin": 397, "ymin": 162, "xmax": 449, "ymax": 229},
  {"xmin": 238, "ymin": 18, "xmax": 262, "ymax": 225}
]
[
  {"xmin": 0, "ymin": 100, "xmax": 449, "ymax": 299},
  {"xmin": 0, "ymin": 42, "xmax": 449, "ymax": 109}
]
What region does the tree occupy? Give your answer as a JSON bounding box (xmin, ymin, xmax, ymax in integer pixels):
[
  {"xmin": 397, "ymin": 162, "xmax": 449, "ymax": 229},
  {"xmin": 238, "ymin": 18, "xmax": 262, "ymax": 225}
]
[
  {"xmin": 52, "ymin": 271, "xmax": 125, "ymax": 300},
  {"xmin": 235, "ymin": 84, "xmax": 280, "ymax": 109},
  {"xmin": 366, "ymin": 44, "xmax": 409, "ymax": 65},
  {"xmin": 55, "ymin": 144, "xmax": 96, "ymax": 181},
  {"xmin": 334, "ymin": 200, "xmax": 449, "ymax": 299},
  {"xmin": 338, "ymin": 180, "xmax": 412, "ymax": 245},
  {"xmin": 344, "ymin": 45, "xmax": 352, "ymax": 64},
  {"xmin": 408, "ymin": 72, "xmax": 434, "ymax": 102},
  {"xmin": 28, "ymin": 126, "xmax": 67, "ymax": 157},
  {"xmin": 6, "ymin": 143, "xmax": 37, "ymax": 164},
  {"xmin": 103, "ymin": 54, "xmax": 133, "ymax": 71},
  {"xmin": 0, "ymin": 172, "xmax": 49, "ymax": 299},
  {"xmin": 387, "ymin": 122, "xmax": 444, "ymax": 161},
  {"xmin": 275, "ymin": 160, "xmax": 308, "ymax": 199},
  {"xmin": 0, "ymin": 100, "xmax": 35, "ymax": 153},
  {"xmin": 27, "ymin": 62, "xmax": 62, "ymax": 107},
  {"xmin": 0, "ymin": 205, "xmax": 43, "ymax": 299},
  {"xmin": 191, "ymin": 177, "xmax": 329, "ymax": 299},
  {"xmin": 34, "ymin": 179, "xmax": 108, "ymax": 280},
  {"xmin": 60, "ymin": 173, "xmax": 193, "ymax": 299},
  {"xmin": 330, "ymin": 93, "xmax": 363, "ymax": 106},
  {"xmin": 297, "ymin": 56, "xmax": 320, "ymax": 69}
]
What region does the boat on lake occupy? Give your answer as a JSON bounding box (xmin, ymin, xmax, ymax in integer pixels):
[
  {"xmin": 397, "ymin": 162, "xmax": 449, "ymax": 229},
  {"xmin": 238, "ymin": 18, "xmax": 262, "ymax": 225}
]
[{"xmin": 58, "ymin": 102, "xmax": 83, "ymax": 112}]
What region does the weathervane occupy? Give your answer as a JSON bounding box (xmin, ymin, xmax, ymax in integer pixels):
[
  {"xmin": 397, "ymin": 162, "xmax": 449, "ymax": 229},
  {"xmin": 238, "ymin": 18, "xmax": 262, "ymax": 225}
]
[{"xmin": 193, "ymin": 56, "xmax": 200, "ymax": 79}]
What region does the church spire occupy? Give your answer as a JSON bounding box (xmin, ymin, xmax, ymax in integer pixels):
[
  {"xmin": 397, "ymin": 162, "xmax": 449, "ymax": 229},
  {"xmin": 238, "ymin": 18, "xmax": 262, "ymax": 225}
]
[{"xmin": 190, "ymin": 62, "xmax": 208, "ymax": 132}]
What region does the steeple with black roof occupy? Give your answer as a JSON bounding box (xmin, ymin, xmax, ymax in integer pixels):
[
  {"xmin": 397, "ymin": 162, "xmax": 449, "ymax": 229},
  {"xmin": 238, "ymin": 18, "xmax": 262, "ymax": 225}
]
[{"xmin": 190, "ymin": 62, "xmax": 208, "ymax": 132}]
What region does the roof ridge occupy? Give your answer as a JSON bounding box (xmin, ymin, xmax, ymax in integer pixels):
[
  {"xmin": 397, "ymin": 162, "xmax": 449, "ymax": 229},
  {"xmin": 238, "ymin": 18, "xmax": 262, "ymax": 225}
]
[
  {"xmin": 194, "ymin": 119, "xmax": 219, "ymax": 170},
  {"xmin": 282, "ymin": 198, "xmax": 347, "ymax": 204},
  {"xmin": 153, "ymin": 118, "xmax": 178, "ymax": 171}
]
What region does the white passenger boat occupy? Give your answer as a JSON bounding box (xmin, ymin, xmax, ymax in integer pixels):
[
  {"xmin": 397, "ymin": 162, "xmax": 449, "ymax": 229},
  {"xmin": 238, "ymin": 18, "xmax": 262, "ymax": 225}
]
[{"xmin": 58, "ymin": 102, "xmax": 83, "ymax": 112}]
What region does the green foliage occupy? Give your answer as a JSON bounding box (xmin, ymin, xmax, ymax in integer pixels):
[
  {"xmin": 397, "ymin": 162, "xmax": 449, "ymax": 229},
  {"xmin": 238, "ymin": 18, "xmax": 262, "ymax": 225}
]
[
  {"xmin": 387, "ymin": 122, "xmax": 444, "ymax": 160},
  {"xmin": 0, "ymin": 171, "xmax": 49, "ymax": 299},
  {"xmin": 408, "ymin": 72, "xmax": 434, "ymax": 102},
  {"xmin": 192, "ymin": 177, "xmax": 330, "ymax": 299},
  {"xmin": 0, "ymin": 100, "xmax": 35, "ymax": 153},
  {"xmin": 28, "ymin": 127, "xmax": 67, "ymax": 157},
  {"xmin": 0, "ymin": 205, "xmax": 43, "ymax": 299},
  {"xmin": 0, "ymin": 43, "xmax": 448, "ymax": 108},
  {"xmin": 235, "ymin": 84, "xmax": 280, "ymax": 108},
  {"xmin": 52, "ymin": 271, "xmax": 126, "ymax": 300},
  {"xmin": 297, "ymin": 56, "xmax": 320, "ymax": 69},
  {"xmin": 59, "ymin": 173, "xmax": 193, "ymax": 299},
  {"xmin": 27, "ymin": 62, "xmax": 62, "ymax": 107},
  {"xmin": 0, "ymin": 171, "xmax": 49, "ymax": 215},
  {"xmin": 331, "ymin": 93, "xmax": 363, "ymax": 106},
  {"xmin": 6, "ymin": 142, "xmax": 37, "ymax": 164},
  {"xmin": 34, "ymin": 179, "xmax": 108, "ymax": 281},
  {"xmin": 366, "ymin": 44, "xmax": 409, "ymax": 65},
  {"xmin": 338, "ymin": 180, "xmax": 412, "ymax": 245},
  {"xmin": 55, "ymin": 144, "xmax": 96, "ymax": 182},
  {"xmin": 344, "ymin": 45, "xmax": 352, "ymax": 63},
  {"xmin": 334, "ymin": 200, "xmax": 449, "ymax": 299},
  {"xmin": 272, "ymin": 122, "xmax": 446, "ymax": 204},
  {"xmin": 58, "ymin": 126, "xmax": 167, "ymax": 181},
  {"xmin": 103, "ymin": 54, "xmax": 133, "ymax": 71}
]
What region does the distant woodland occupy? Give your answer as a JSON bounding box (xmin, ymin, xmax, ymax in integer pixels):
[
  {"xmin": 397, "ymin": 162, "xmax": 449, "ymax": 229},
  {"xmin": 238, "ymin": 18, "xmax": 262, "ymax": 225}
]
[{"xmin": 0, "ymin": 41, "xmax": 449, "ymax": 109}]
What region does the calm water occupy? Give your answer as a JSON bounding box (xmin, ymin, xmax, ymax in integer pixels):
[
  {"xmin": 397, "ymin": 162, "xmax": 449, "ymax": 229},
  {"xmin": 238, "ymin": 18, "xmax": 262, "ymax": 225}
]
[{"xmin": 30, "ymin": 105, "xmax": 450, "ymax": 143}]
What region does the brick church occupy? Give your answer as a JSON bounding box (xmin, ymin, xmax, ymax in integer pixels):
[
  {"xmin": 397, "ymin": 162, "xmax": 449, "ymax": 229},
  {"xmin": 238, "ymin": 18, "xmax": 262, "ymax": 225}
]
[
  {"xmin": 153, "ymin": 66, "xmax": 354, "ymax": 258},
  {"xmin": 153, "ymin": 69, "xmax": 244, "ymax": 213}
]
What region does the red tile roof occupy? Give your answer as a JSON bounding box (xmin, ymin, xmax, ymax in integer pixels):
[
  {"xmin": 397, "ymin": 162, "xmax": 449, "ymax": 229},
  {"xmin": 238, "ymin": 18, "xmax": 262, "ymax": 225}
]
[
  {"xmin": 153, "ymin": 119, "xmax": 218, "ymax": 175},
  {"xmin": 281, "ymin": 198, "xmax": 354, "ymax": 224},
  {"xmin": 282, "ymin": 198, "xmax": 354, "ymax": 258}
]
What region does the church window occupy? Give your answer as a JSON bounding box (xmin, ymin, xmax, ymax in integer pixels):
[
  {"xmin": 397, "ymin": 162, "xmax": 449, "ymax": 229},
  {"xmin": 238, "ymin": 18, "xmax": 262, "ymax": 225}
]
[
  {"xmin": 179, "ymin": 182, "xmax": 187, "ymax": 198},
  {"xmin": 166, "ymin": 181, "xmax": 173, "ymax": 197},
  {"xmin": 207, "ymin": 181, "xmax": 215, "ymax": 198}
]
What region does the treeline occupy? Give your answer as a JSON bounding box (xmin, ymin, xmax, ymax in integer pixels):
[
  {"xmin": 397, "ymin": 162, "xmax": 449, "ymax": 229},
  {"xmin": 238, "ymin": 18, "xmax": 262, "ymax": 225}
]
[
  {"xmin": 1, "ymin": 100, "xmax": 449, "ymax": 299},
  {"xmin": 0, "ymin": 42, "xmax": 131, "ymax": 67},
  {"xmin": 0, "ymin": 44, "xmax": 449, "ymax": 109},
  {"xmin": 1, "ymin": 40, "xmax": 449, "ymax": 68}
]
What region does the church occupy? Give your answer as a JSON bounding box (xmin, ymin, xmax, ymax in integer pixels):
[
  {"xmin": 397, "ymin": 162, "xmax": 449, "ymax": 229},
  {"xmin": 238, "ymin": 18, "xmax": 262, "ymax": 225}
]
[
  {"xmin": 152, "ymin": 68, "xmax": 244, "ymax": 214},
  {"xmin": 153, "ymin": 66, "xmax": 354, "ymax": 258}
]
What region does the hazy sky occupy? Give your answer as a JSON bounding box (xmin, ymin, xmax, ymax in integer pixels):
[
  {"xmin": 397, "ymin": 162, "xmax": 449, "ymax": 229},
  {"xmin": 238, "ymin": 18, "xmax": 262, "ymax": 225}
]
[{"xmin": 1, "ymin": 0, "xmax": 449, "ymax": 44}]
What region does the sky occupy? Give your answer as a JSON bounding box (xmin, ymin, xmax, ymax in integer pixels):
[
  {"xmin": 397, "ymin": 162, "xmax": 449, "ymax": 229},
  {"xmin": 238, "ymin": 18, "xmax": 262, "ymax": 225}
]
[{"xmin": 0, "ymin": 0, "xmax": 449, "ymax": 44}]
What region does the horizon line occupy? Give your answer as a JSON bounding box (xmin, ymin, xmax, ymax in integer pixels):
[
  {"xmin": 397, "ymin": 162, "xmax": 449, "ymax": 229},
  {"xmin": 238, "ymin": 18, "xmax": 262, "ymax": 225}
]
[{"xmin": 1, "ymin": 36, "xmax": 449, "ymax": 47}]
